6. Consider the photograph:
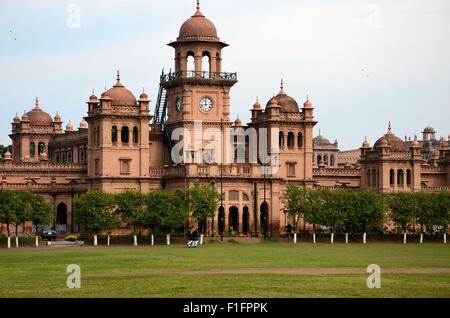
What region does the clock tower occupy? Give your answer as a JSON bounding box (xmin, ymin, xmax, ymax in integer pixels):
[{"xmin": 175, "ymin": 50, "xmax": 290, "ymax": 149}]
[{"xmin": 161, "ymin": 0, "xmax": 237, "ymax": 160}]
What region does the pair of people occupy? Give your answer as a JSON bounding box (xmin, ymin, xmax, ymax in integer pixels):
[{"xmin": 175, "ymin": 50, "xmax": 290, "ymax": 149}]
[{"xmin": 187, "ymin": 228, "xmax": 199, "ymax": 247}]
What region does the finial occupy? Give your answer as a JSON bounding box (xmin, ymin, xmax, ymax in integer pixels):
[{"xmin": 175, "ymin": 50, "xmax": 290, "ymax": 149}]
[
  {"xmin": 256, "ymin": 96, "xmax": 259, "ymax": 102},
  {"xmin": 116, "ymin": 70, "xmax": 120, "ymax": 82},
  {"xmin": 307, "ymin": 94, "xmax": 309, "ymax": 101},
  {"xmin": 280, "ymin": 79, "xmax": 284, "ymax": 90},
  {"xmin": 35, "ymin": 96, "xmax": 40, "ymax": 109},
  {"xmin": 92, "ymin": 89, "xmax": 95, "ymax": 95},
  {"xmin": 388, "ymin": 121, "xmax": 392, "ymax": 133},
  {"xmin": 365, "ymin": 136, "xmax": 368, "ymax": 142},
  {"xmin": 197, "ymin": 0, "xmax": 200, "ymax": 10}
]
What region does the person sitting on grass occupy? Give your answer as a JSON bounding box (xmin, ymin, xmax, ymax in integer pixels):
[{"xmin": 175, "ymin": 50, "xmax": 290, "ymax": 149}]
[
  {"xmin": 192, "ymin": 228, "xmax": 199, "ymax": 247},
  {"xmin": 186, "ymin": 228, "xmax": 194, "ymax": 247}
]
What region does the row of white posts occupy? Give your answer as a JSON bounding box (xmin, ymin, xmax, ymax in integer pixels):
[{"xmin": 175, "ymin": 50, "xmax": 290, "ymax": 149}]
[
  {"xmin": 292, "ymin": 233, "xmax": 448, "ymax": 244},
  {"xmin": 91, "ymin": 234, "xmax": 205, "ymax": 247}
]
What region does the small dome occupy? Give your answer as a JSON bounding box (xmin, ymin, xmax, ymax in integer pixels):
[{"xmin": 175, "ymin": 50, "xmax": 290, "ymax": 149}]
[
  {"xmin": 374, "ymin": 126, "xmax": 407, "ymax": 151},
  {"xmin": 268, "ymin": 97, "xmax": 279, "ymax": 106},
  {"xmin": 25, "ymin": 97, "xmax": 53, "ymax": 126},
  {"xmin": 21, "ymin": 113, "xmax": 29, "ymax": 121},
  {"xmin": 54, "ymin": 113, "xmax": 61, "ymax": 122},
  {"xmin": 66, "ymin": 121, "xmax": 74, "ymax": 132},
  {"xmin": 234, "ymin": 116, "xmax": 242, "ymax": 126},
  {"xmin": 266, "ymin": 80, "xmax": 299, "ymax": 113},
  {"xmin": 253, "ymin": 98, "xmax": 261, "ymax": 110},
  {"xmin": 179, "ymin": 6, "xmax": 218, "ymax": 41},
  {"xmin": 303, "ymin": 99, "xmax": 313, "ymax": 108},
  {"xmin": 139, "ymin": 91, "xmax": 149, "ymax": 100},
  {"xmin": 13, "ymin": 113, "xmax": 20, "ymax": 122},
  {"xmin": 89, "ymin": 93, "xmax": 98, "ymax": 101},
  {"xmin": 423, "ymin": 126, "xmax": 435, "ymax": 133},
  {"xmin": 3, "ymin": 150, "xmax": 12, "ymax": 161},
  {"xmin": 79, "ymin": 119, "xmax": 88, "ymax": 129},
  {"xmin": 314, "ymin": 134, "xmax": 331, "ymax": 146},
  {"xmin": 102, "ymin": 71, "xmax": 137, "ymax": 106},
  {"xmin": 362, "ymin": 137, "xmax": 370, "ymax": 148}
]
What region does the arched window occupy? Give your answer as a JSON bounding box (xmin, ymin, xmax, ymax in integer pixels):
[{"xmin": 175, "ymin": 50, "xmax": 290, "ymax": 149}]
[
  {"xmin": 29, "ymin": 142, "xmax": 35, "ymax": 157},
  {"xmin": 330, "ymin": 155, "xmax": 335, "ymax": 167},
  {"xmin": 187, "ymin": 51, "xmax": 195, "ymax": 76},
  {"xmin": 397, "ymin": 169, "xmax": 404, "ymax": 187},
  {"xmin": 317, "ymin": 155, "xmax": 322, "ymax": 165},
  {"xmin": 390, "ymin": 169, "xmax": 395, "ymax": 187},
  {"xmin": 67, "ymin": 151, "xmax": 73, "ymax": 163},
  {"xmin": 61, "ymin": 153, "xmax": 66, "ymax": 163},
  {"xmin": 112, "ymin": 126, "xmax": 118, "ymax": 143},
  {"xmin": 287, "ymin": 132, "xmax": 295, "ymax": 149},
  {"xmin": 372, "ymin": 169, "xmax": 377, "ymax": 187},
  {"xmin": 229, "ymin": 191, "xmax": 239, "ymax": 201},
  {"xmin": 133, "ymin": 126, "xmax": 139, "ymax": 144},
  {"xmin": 56, "ymin": 154, "xmax": 60, "ymax": 163},
  {"xmin": 298, "ymin": 132, "xmax": 303, "ymax": 148},
  {"xmin": 407, "ymin": 169, "xmax": 412, "ymax": 187},
  {"xmin": 279, "ymin": 132, "xmax": 285, "ymax": 148},
  {"xmin": 38, "ymin": 142, "xmax": 45, "ymax": 155},
  {"xmin": 202, "ymin": 51, "xmax": 210, "ymax": 76},
  {"xmin": 324, "ymin": 155, "xmax": 328, "ymax": 165},
  {"xmin": 121, "ymin": 126, "xmax": 129, "ymax": 144}
]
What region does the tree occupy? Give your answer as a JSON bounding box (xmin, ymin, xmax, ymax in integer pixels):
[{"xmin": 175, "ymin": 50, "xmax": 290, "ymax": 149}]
[
  {"xmin": 389, "ymin": 192, "xmax": 418, "ymax": 233},
  {"xmin": 74, "ymin": 191, "xmax": 119, "ymax": 235},
  {"xmin": 0, "ymin": 191, "xmax": 18, "ymax": 236},
  {"xmin": 435, "ymin": 191, "xmax": 450, "ymax": 234},
  {"xmin": 29, "ymin": 194, "xmax": 53, "ymax": 234},
  {"xmin": 13, "ymin": 191, "xmax": 33, "ymax": 236},
  {"xmin": 145, "ymin": 190, "xmax": 188, "ymax": 234},
  {"xmin": 354, "ymin": 190, "xmax": 385, "ymax": 233},
  {"xmin": 281, "ymin": 185, "xmax": 313, "ymax": 233},
  {"xmin": 303, "ymin": 189, "xmax": 325, "ymax": 233},
  {"xmin": 188, "ymin": 183, "xmax": 221, "ymax": 234},
  {"xmin": 116, "ymin": 190, "xmax": 147, "ymax": 234}
]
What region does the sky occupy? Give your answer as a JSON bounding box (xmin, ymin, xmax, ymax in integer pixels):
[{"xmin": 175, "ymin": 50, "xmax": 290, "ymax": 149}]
[{"xmin": 0, "ymin": 0, "xmax": 449, "ymax": 149}]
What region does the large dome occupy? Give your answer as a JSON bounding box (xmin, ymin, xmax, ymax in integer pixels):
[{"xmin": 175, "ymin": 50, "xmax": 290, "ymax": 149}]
[
  {"xmin": 179, "ymin": 6, "xmax": 218, "ymax": 40},
  {"xmin": 266, "ymin": 81, "xmax": 300, "ymax": 113},
  {"xmin": 374, "ymin": 125, "xmax": 407, "ymax": 151},
  {"xmin": 102, "ymin": 72, "xmax": 136, "ymax": 106},
  {"xmin": 26, "ymin": 98, "xmax": 53, "ymax": 126}
]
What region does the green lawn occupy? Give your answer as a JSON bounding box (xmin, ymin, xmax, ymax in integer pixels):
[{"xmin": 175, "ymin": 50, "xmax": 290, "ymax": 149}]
[{"xmin": 1, "ymin": 242, "xmax": 450, "ymax": 298}]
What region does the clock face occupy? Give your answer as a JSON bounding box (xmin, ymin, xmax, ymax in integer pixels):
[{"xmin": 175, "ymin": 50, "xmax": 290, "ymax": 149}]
[
  {"xmin": 199, "ymin": 97, "xmax": 213, "ymax": 112},
  {"xmin": 175, "ymin": 98, "xmax": 181, "ymax": 113}
]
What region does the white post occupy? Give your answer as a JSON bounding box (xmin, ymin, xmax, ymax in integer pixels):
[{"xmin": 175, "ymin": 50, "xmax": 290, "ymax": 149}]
[
  {"xmin": 166, "ymin": 234, "xmax": 171, "ymax": 246},
  {"xmin": 200, "ymin": 234, "xmax": 204, "ymax": 245},
  {"xmin": 151, "ymin": 234, "xmax": 154, "ymax": 246},
  {"xmin": 331, "ymin": 233, "xmax": 334, "ymax": 244},
  {"xmin": 293, "ymin": 233, "xmax": 297, "ymax": 244},
  {"xmin": 107, "ymin": 235, "xmax": 110, "ymax": 247},
  {"xmin": 420, "ymin": 233, "xmax": 423, "ymax": 244},
  {"xmin": 94, "ymin": 235, "xmax": 98, "ymax": 246},
  {"xmin": 403, "ymin": 233, "xmax": 407, "ymax": 245},
  {"xmin": 445, "ymin": 233, "xmax": 447, "ymax": 244},
  {"xmin": 35, "ymin": 236, "xmax": 39, "ymax": 248},
  {"xmin": 47, "ymin": 241, "xmax": 51, "ymax": 247},
  {"xmin": 313, "ymin": 233, "xmax": 316, "ymax": 244},
  {"xmin": 134, "ymin": 235, "xmax": 138, "ymax": 247},
  {"xmin": 363, "ymin": 233, "xmax": 367, "ymax": 244},
  {"xmin": 15, "ymin": 236, "xmax": 19, "ymax": 248},
  {"xmin": 345, "ymin": 233, "xmax": 349, "ymax": 244},
  {"xmin": 7, "ymin": 237, "xmax": 11, "ymax": 249}
]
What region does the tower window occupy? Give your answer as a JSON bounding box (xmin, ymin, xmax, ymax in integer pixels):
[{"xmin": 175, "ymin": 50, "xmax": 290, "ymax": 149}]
[
  {"xmin": 202, "ymin": 51, "xmax": 211, "ymax": 75},
  {"xmin": 133, "ymin": 126, "xmax": 139, "ymax": 144},
  {"xmin": 30, "ymin": 142, "xmax": 35, "ymax": 157},
  {"xmin": 287, "ymin": 163, "xmax": 296, "ymax": 177},
  {"xmin": 287, "ymin": 132, "xmax": 295, "ymax": 149},
  {"xmin": 121, "ymin": 126, "xmax": 129, "ymax": 144},
  {"xmin": 298, "ymin": 132, "xmax": 303, "ymax": 148},
  {"xmin": 38, "ymin": 142, "xmax": 45, "ymax": 155},
  {"xmin": 120, "ymin": 159, "xmax": 131, "ymax": 175},
  {"xmin": 279, "ymin": 132, "xmax": 285, "ymax": 148},
  {"xmin": 112, "ymin": 126, "xmax": 118, "ymax": 143}
]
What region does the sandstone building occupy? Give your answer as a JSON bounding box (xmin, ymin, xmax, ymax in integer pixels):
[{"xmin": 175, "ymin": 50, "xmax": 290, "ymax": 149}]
[{"xmin": 1, "ymin": 3, "xmax": 449, "ymax": 236}]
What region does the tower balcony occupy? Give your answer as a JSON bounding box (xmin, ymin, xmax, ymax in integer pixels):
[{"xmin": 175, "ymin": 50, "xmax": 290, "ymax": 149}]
[{"xmin": 160, "ymin": 70, "xmax": 237, "ymax": 88}]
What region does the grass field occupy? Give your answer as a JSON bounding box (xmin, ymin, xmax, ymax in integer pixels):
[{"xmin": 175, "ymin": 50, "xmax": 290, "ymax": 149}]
[{"xmin": 1, "ymin": 241, "xmax": 450, "ymax": 298}]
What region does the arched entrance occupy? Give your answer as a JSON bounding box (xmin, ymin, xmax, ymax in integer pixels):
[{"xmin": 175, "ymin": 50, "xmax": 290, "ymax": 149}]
[
  {"xmin": 56, "ymin": 203, "xmax": 67, "ymax": 233},
  {"xmin": 218, "ymin": 206, "xmax": 225, "ymax": 235},
  {"xmin": 242, "ymin": 206, "xmax": 249, "ymax": 234},
  {"xmin": 260, "ymin": 202, "xmax": 269, "ymax": 236},
  {"xmin": 229, "ymin": 206, "xmax": 239, "ymax": 233}
]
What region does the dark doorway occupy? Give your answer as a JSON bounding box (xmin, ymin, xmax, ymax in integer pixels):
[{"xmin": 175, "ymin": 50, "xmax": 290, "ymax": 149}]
[
  {"xmin": 229, "ymin": 206, "xmax": 239, "ymax": 233},
  {"xmin": 56, "ymin": 203, "xmax": 67, "ymax": 233},
  {"xmin": 242, "ymin": 206, "xmax": 249, "ymax": 234},
  {"xmin": 218, "ymin": 206, "xmax": 225, "ymax": 234},
  {"xmin": 260, "ymin": 202, "xmax": 269, "ymax": 236},
  {"xmin": 198, "ymin": 218, "xmax": 207, "ymax": 235}
]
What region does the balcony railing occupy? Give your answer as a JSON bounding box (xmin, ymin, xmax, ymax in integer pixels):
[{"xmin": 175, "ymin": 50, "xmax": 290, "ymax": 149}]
[{"xmin": 161, "ymin": 70, "xmax": 237, "ymax": 83}]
